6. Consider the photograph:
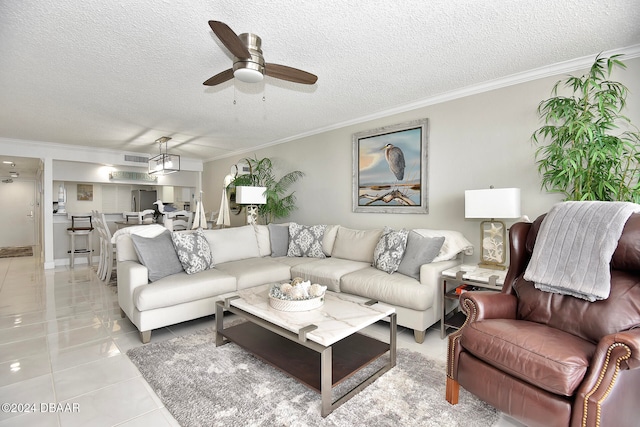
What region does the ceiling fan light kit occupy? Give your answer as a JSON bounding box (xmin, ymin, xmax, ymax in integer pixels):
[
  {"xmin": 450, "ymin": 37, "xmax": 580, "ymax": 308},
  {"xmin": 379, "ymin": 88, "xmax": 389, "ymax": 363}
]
[
  {"xmin": 204, "ymin": 20, "xmax": 317, "ymax": 86},
  {"xmin": 233, "ymin": 33, "xmax": 265, "ymax": 83}
]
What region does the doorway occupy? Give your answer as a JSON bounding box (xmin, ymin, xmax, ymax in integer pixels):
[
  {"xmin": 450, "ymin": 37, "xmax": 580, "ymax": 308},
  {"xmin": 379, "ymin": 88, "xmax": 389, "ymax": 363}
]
[{"xmin": 0, "ymin": 156, "xmax": 42, "ymax": 252}]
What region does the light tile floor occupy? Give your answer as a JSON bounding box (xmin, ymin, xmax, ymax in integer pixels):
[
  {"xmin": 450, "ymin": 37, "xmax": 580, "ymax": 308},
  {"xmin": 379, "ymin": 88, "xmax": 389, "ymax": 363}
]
[{"xmin": 0, "ymin": 254, "xmax": 522, "ymax": 426}]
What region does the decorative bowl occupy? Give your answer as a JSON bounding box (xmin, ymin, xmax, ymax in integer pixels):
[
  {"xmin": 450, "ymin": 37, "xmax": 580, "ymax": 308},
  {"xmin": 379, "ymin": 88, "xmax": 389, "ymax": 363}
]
[{"xmin": 268, "ymin": 282, "xmax": 325, "ymax": 312}]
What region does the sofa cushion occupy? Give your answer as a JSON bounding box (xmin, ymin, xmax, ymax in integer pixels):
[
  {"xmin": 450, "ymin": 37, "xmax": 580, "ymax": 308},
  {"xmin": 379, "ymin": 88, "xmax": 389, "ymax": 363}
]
[
  {"xmin": 133, "ymin": 268, "xmax": 237, "ymax": 311},
  {"xmin": 272, "ymin": 256, "xmax": 322, "ymax": 268},
  {"xmin": 216, "ymin": 257, "xmax": 292, "ymax": 290},
  {"xmin": 331, "ymin": 226, "xmax": 383, "ymax": 263},
  {"xmin": 290, "ymin": 258, "xmax": 370, "ymax": 292},
  {"xmin": 171, "ymin": 229, "xmax": 215, "ymax": 274},
  {"xmin": 461, "ymin": 319, "xmax": 595, "ymax": 396},
  {"xmin": 323, "ymin": 225, "xmax": 339, "ymax": 256},
  {"xmin": 268, "ymin": 223, "xmax": 289, "ymax": 257},
  {"xmin": 203, "ymin": 225, "xmax": 260, "ymax": 264},
  {"xmin": 254, "ymin": 224, "xmax": 271, "ymax": 257},
  {"xmin": 130, "ymin": 230, "xmax": 184, "ymax": 282},
  {"xmin": 413, "ymin": 229, "xmax": 473, "ymax": 262},
  {"xmin": 287, "ymin": 223, "xmax": 327, "ymax": 258},
  {"xmin": 340, "ymin": 267, "xmax": 433, "ymax": 311},
  {"xmin": 397, "ymin": 233, "xmax": 445, "ymax": 280},
  {"xmin": 373, "ymin": 227, "xmax": 409, "ymax": 274}
]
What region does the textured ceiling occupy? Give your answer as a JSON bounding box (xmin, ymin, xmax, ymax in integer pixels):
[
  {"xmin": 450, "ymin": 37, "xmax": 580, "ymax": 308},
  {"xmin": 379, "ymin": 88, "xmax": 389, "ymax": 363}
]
[{"xmin": 1, "ymin": 0, "xmax": 639, "ymax": 162}]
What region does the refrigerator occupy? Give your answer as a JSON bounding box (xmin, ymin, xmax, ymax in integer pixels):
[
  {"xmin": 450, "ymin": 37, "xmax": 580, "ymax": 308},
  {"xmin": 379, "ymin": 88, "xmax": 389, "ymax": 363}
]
[{"xmin": 131, "ymin": 190, "xmax": 157, "ymax": 211}]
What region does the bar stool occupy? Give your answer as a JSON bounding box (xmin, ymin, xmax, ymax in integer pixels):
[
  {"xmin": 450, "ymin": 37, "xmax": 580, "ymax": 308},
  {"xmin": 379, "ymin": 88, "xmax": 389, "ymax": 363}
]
[{"xmin": 67, "ymin": 215, "xmax": 94, "ymax": 268}]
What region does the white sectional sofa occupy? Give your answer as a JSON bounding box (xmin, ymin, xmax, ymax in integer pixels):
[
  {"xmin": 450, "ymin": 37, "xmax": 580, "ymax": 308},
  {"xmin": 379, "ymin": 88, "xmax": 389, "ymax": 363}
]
[{"xmin": 114, "ymin": 223, "xmax": 472, "ymax": 344}]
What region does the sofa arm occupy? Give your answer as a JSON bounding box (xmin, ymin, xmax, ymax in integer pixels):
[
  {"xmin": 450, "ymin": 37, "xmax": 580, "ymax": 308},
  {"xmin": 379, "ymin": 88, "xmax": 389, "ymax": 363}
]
[
  {"xmin": 447, "ymin": 292, "xmax": 517, "ymax": 382},
  {"xmin": 419, "ymin": 259, "xmax": 461, "ymax": 319},
  {"xmin": 117, "ymin": 260, "xmax": 149, "ymax": 318},
  {"xmin": 574, "ymin": 329, "xmax": 640, "ymax": 425},
  {"xmin": 459, "ymin": 291, "xmax": 518, "ymax": 323},
  {"xmin": 419, "ymin": 259, "xmax": 461, "ymax": 286}
]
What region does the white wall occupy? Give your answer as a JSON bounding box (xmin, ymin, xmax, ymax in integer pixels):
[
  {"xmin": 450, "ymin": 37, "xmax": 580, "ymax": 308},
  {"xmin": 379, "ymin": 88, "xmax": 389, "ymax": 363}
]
[{"xmin": 203, "ymin": 57, "xmax": 640, "ymax": 263}]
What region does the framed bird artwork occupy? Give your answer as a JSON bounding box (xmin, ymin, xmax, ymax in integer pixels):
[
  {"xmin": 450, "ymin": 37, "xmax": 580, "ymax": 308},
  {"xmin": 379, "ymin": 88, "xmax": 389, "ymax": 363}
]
[{"xmin": 352, "ymin": 118, "xmax": 429, "ymax": 213}]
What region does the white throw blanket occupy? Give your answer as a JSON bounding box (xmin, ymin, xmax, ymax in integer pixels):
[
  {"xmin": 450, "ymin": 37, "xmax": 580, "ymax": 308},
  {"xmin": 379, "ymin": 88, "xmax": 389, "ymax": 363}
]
[{"xmin": 524, "ymin": 201, "xmax": 640, "ymax": 302}]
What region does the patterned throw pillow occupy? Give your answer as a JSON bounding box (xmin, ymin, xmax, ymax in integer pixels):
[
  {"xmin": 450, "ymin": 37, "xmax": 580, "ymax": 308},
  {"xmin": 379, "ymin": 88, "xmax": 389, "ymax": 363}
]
[
  {"xmin": 171, "ymin": 229, "xmax": 215, "ymax": 274},
  {"xmin": 373, "ymin": 227, "xmax": 409, "ymax": 274},
  {"xmin": 287, "ymin": 223, "xmax": 327, "ymax": 258}
]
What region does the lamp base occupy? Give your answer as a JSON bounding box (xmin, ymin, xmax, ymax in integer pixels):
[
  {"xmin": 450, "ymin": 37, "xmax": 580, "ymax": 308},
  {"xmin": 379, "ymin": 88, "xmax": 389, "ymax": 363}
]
[
  {"xmin": 246, "ymin": 205, "xmax": 259, "ymax": 225},
  {"xmin": 479, "ymin": 219, "xmax": 507, "ymax": 268}
]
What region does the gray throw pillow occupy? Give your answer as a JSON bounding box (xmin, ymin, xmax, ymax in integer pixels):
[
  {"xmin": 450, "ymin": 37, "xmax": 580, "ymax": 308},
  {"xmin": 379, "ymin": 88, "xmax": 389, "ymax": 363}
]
[
  {"xmin": 130, "ymin": 230, "xmax": 184, "ymax": 282},
  {"xmin": 397, "ymin": 232, "xmax": 445, "ymax": 280},
  {"xmin": 287, "ymin": 223, "xmax": 327, "ymax": 258},
  {"xmin": 373, "ymin": 227, "xmax": 409, "ymax": 274},
  {"xmin": 171, "ymin": 229, "xmax": 215, "ymax": 274},
  {"xmin": 268, "ymin": 223, "xmax": 290, "ymax": 257}
]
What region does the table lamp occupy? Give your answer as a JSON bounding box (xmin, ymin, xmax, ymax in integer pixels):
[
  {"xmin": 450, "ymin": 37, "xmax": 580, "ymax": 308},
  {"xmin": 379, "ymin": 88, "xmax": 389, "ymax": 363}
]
[
  {"xmin": 235, "ymin": 186, "xmax": 267, "ymax": 225},
  {"xmin": 465, "ymin": 187, "xmax": 521, "ymax": 270}
]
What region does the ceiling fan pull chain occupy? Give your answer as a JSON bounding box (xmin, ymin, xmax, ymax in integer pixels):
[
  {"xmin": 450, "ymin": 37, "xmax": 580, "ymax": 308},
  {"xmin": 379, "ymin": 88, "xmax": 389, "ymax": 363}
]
[{"xmin": 234, "ymin": 85, "xmax": 237, "ymax": 105}]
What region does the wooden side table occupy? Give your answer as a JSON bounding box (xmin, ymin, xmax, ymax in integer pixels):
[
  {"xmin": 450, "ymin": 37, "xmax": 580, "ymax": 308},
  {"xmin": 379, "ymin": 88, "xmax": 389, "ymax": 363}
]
[{"xmin": 440, "ymin": 267, "xmax": 506, "ymax": 338}]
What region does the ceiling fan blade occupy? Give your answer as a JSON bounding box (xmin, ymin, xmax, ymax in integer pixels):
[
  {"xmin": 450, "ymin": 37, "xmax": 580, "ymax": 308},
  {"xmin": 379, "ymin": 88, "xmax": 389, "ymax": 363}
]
[
  {"xmin": 265, "ymin": 63, "xmax": 318, "ymax": 85},
  {"xmin": 203, "ymin": 68, "xmax": 234, "ymax": 86},
  {"xmin": 208, "ymin": 20, "xmax": 251, "ymax": 59}
]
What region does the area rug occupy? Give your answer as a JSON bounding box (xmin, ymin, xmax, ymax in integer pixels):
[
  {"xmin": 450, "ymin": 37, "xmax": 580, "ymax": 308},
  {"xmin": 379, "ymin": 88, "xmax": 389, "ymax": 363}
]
[
  {"xmin": 0, "ymin": 246, "xmax": 33, "ymax": 258},
  {"xmin": 127, "ymin": 327, "xmax": 499, "ymax": 427}
]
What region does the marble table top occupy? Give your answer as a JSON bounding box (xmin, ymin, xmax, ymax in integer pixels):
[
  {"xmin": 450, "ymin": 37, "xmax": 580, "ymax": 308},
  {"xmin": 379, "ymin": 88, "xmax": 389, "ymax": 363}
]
[
  {"xmin": 230, "ymin": 284, "xmax": 395, "ymax": 347},
  {"xmin": 441, "ymin": 266, "xmax": 507, "ymax": 286}
]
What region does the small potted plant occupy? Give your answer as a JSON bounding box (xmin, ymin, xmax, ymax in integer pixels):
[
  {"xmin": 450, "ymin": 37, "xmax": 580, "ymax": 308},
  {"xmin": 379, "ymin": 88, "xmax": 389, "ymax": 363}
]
[{"xmin": 532, "ymin": 54, "xmax": 640, "ymax": 202}]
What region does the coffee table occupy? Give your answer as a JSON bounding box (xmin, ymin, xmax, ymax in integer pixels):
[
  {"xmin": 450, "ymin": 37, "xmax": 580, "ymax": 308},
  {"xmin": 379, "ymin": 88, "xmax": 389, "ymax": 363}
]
[{"xmin": 215, "ymin": 283, "xmax": 397, "ymax": 417}]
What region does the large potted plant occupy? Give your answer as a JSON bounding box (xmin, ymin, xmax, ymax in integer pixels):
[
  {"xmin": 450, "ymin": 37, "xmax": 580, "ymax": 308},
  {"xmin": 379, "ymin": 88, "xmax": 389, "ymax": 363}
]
[
  {"xmin": 231, "ymin": 156, "xmax": 304, "ymax": 224},
  {"xmin": 532, "ymin": 54, "xmax": 640, "ymax": 202}
]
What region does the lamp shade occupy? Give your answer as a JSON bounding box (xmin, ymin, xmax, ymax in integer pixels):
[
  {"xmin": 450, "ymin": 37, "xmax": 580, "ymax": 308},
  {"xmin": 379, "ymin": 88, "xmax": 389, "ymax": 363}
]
[
  {"xmin": 235, "ymin": 186, "xmax": 267, "ymax": 205},
  {"xmin": 465, "ymin": 188, "xmax": 521, "ymax": 219}
]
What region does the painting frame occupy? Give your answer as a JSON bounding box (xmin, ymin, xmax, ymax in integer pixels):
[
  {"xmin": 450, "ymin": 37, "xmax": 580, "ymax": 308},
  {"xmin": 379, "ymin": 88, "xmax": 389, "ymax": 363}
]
[
  {"xmin": 352, "ymin": 118, "xmax": 429, "ymax": 214},
  {"xmin": 77, "ymin": 184, "xmax": 93, "ymax": 201}
]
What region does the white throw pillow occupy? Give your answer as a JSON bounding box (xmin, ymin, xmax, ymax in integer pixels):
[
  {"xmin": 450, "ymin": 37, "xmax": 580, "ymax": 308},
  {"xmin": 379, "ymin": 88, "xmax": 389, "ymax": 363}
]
[{"xmin": 413, "ymin": 229, "xmax": 473, "ymax": 262}]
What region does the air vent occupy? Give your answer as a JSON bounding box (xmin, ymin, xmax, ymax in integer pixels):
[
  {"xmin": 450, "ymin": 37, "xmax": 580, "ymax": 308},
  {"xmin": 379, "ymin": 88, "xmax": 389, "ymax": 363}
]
[{"xmin": 124, "ymin": 155, "xmax": 149, "ymax": 164}]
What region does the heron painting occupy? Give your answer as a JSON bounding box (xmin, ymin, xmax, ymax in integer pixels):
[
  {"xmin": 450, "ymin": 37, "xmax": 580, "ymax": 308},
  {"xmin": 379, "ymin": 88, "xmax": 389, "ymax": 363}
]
[{"xmin": 352, "ymin": 119, "xmax": 429, "ymax": 213}]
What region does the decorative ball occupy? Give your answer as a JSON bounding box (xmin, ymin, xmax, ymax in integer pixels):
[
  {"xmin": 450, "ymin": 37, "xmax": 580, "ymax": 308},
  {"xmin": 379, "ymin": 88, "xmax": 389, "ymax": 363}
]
[
  {"xmin": 309, "ymin": 283, "xmax": 327, "ymax": 297},
  {"xmin": 280, "ymin": 283, "xmax": 293, "ymax": 294},
  {"xmin": 291, "ymin": 277, "xmax": 305, "ymax": 286}
]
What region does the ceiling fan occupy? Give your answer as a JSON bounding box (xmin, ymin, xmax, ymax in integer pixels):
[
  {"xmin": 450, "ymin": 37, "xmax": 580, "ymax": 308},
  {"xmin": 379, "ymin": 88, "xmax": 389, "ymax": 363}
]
[{"xmin": 203, "ymin": 20, "xmax": 318, "ymax": 86}]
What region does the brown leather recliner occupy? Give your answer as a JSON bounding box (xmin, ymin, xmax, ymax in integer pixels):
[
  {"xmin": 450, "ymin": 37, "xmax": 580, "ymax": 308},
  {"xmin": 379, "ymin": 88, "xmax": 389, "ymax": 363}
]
[{"xmin": 446, "ymin": 213, "xmax": 640, "ymax": 427}]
